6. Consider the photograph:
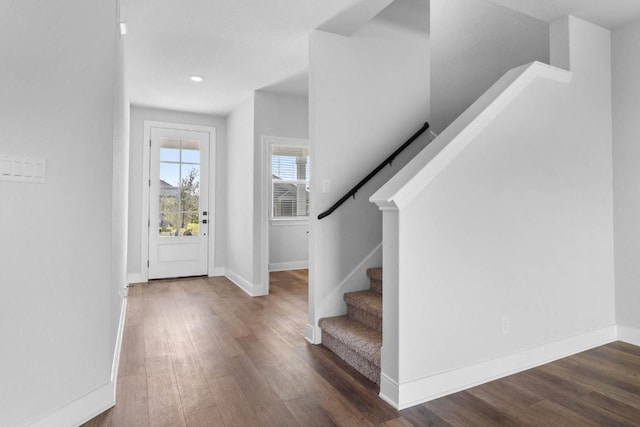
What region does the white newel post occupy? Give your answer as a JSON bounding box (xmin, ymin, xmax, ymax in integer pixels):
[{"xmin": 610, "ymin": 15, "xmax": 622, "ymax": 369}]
[{"xmin": 378, "ymin": 204, "xmax": 401, "ymax": 407}]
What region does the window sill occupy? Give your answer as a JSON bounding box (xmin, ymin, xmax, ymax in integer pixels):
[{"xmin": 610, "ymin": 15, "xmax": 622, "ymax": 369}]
[{"xmin": 270, "ymin": 218, "xmax": 309, "ymax": 226}]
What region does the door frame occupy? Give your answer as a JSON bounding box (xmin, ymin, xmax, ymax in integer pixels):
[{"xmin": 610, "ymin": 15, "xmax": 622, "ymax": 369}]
[
  {"xmin": 260, "ymin": 135, "xmax": 309, "ymax": 294},
  {"xmin": 141, "ymin": 121, "xmax": 217, "ymax": 282}
]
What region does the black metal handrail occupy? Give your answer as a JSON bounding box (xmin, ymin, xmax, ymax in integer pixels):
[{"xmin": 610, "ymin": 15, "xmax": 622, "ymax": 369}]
[{"xmin": 317, "ymin": 121, "xmax": 430, "ymax": 220}]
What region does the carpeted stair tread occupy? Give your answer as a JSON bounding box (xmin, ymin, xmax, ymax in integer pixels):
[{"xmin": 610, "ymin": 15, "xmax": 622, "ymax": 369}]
[
  {"xmin": 344, "ymin": 290, "xmax": 382, "ymax": 318},
  {"xmin": 318, "ymin": 316, "xmax": 381, "ymax": 366}
]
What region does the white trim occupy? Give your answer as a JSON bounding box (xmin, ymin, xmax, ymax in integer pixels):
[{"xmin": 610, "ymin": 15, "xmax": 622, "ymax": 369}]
[
  {"xmin": 111, "ymin": 297, "xmax": 127, "ymax": 384},
  {"xmin": 311, "ymin": 243, "xmax": 382, "ymax": 343},
  {"xmin": 371, "ymin": 61, "xmax": 573, "ymax": 209},
  {"xmin": 27, "ymin": 383, "xmax": 115, "ymax": 427},
  {"xmin": 261, "ymin": 135, "xmax": 310, "ymax": 297},
  {"xmin": 127, "ymin": 273, "xmax": 145, "ymax": 285},
  {"xmin": 225, "ymin": 269, "xmax": 267, "ymax": 297},
  {"xmin": 212, "ymin": 267, "xmax": 226, "ymax": 277},
  {"xmin": 270, "ymin": 218, "xmax": 309, "ymax": 226},
  {"xmin": 389, "ymin": 326, "xmax": 617, "ymax": 410},
  {"xmin": 269, "ymin": 261, "xmax": 309, "ymax": 272},
  {"xmin": 142, "ymin": 121, "xmax": 217, "ymax": 282},
  {"xmin": 618, "ymin": 325, "xmax": 640, "ymax": 346},
  {"xmin": 379, "ymin": 373, "xmax": 400, "ymax": 409},
  {"xmin": 119, "ymin": 286, "xmax": 129, "ymax": 298},
  {"xmin": 305, "ymin": 323, "xmax": 316, "ymax": 344}
]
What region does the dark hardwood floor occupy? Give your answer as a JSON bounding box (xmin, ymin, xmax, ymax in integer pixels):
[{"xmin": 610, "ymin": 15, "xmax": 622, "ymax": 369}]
[{"xmin": 84, "ymin": 270, "xmax": 640, "ymax": 426}]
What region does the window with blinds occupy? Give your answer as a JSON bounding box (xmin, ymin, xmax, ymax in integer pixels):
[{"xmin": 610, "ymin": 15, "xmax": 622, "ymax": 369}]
[{"xmin": 271, "ymin": 144, "xmax": 310, "ymax": 219}]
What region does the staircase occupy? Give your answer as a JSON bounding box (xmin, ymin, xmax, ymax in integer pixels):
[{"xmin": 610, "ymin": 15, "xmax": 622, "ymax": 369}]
[{"xmin": 318, "ymin": 267, "xmax": 383, "ymax": 384}]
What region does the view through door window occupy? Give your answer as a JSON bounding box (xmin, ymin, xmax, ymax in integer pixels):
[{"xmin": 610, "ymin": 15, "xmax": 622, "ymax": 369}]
[{"xmin": 159, "ymin": 137, "xmax": 201, "ymax": 236}]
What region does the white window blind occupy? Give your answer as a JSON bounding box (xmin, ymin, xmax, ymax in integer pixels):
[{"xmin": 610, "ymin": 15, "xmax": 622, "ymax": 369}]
[{"xmin": 271, "ymin": 144, "xmax": 309, "ymax": 218}]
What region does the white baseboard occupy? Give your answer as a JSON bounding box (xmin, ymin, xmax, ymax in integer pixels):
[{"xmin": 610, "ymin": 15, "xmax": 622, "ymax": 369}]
[
  {"xmin": 379, "ymin": 373, "xmax": 400, "ymax": 408},
  {"xmin": 225, "ymin": 269, "xmax": 267, "ymax": 297},
  {"xmin": 305, "ymin": 323, "xmax": 316, "ymax": 344},
  {"xmin": 269, "ymin": 261, "xmax": 309, "ymax": 272},
  {"xmin": 617, "ymin": 325, "xmax": 640, "ymax": 346},
  {"xmin": 388, "ymin": 325, "xmax": 617, "ymax": 410},
  {"xmin": 127, "ymin": 272, "xmax": 145, "ymax": 285},
  {"xmin": 111, "ymin": 297, "xmax": 127, "ymax": 384},
  {"xmin": 28, "ymin": 382, "xmax": 115, "ymax": 427},
  {"xmin": 211, "ymin": 267, "xmax": 226, "ymax": 277}
]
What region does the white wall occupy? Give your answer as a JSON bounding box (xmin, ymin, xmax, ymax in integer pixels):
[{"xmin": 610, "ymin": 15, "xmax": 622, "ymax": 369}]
[
  {"xmin": 269, "ymin": 223, "xmax": 309, "ymax": 270},
  {"xmin": 612, "ymin": 19, "xmax": 640, "ymax": 340},
  {"xmin": 128, "ymin": 106, "xmax": 227, "ymax": 280},
  {"xmin": 376, "ymin": 16, "xmax": 615, "ymax": 408},
  {"xmin": 254, "ymin": 91, "xmax": 310, "ymax": 271},
  {"xmin": 226, "ymin": 97, "xmax": 258, "ymax": 291},
  {"xmin": 431, "ymin": 0, "xmax": 549, "ymax": 134},
  {"xmin": 308, "ymin": 0, "xmax": 430, "ymax": 341},
  {"xmin": 0, "ymin": 1, "xmax": 118, "ymax": 425}
]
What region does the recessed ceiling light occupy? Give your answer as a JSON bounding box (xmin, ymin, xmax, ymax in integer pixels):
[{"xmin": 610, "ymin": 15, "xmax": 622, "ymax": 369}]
[
  {"xmin": 190, "ymin": 75, "xmax": 205, "ymax": 83},
  {"xmin": 119, "ymin": 22, "xmax": 127, "ymax": 35}
]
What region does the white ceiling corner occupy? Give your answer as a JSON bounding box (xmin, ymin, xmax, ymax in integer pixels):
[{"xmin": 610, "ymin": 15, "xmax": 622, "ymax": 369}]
[{"xmin": 485, "ymin": 0, "xmax": 640, "ymax": 29}]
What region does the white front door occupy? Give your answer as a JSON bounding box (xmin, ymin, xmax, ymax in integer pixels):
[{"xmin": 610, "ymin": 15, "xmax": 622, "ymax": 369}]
[{"xmin": 148, "ymin": 127, "xmax": 209, "ymax": 279}]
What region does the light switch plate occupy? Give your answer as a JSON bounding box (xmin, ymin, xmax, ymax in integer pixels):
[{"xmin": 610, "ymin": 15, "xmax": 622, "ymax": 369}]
[{"xmin": 0, "ymin": 154, "xmax": 46, "ymax": 183}]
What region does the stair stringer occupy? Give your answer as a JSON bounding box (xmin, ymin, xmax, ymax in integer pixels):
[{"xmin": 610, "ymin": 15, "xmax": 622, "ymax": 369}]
[{"xmin": 307, "ymin": 243, "xmax": 381, "ymax": 344}]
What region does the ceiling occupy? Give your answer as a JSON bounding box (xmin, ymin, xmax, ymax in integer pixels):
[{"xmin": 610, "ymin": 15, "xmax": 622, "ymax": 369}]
[
  {"xmin": 121, "ymin": 0, "xmax": 640, "ymax": 117},
  {"xmin": 486, "ymin": 0, "xmax": 640, "ymax": 29},
  {"xmin": 120, "ymin": 0, "xmax": 367, "ymax": 116}
]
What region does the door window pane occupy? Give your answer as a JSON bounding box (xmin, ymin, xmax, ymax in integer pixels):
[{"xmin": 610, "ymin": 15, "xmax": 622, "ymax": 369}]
[
  {"xmin": 157, "ymin": 137, "xmax": 203, "ymax": 236},
  {"xmin": 182, "ymin": 148, "xmax": 200, "ymax": 164},
  {"xmin": 160, "ymin": 138, "xmax": 181, "ymax": 162},
  {"xmin": 159, "ymin": 212, "xmax": 179, "ymax": 236},
  {"xmin": 181, "ymin": 165, "xmax": 200, "ymax": 213},
  {"xmin": 160, "ymin": 163, "xmax": 180, "ymax": 187},
  {"xmin": 182, "ymin": 212, "xmax": 200, "ymax": 236}
]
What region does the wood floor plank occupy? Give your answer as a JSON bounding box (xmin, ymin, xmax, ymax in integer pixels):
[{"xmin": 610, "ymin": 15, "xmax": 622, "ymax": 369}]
[
  {"xmin": 253, "ymin": 401, "xmax": 301, "ymax": 427},
  {"xmin": 228, "ymin": 354, "xmax": 280, "ymax": 406},
  {"xmin": 526, "ymin": 400, "xmax": 601, "ymax": 427},
  {"xmin": 111, "ymin": 374, "xmax": 149, "ymax": 427},
  {"xmin": 147, "ymin": 372, "xmax": 186, "ymax": 427},
  {"xmin": 183, "ymin": 405, "xmax": 225, "ymax": 427},
  {"xmin": 117, "ymin": 324, "xmax": 146, "ymax": 377},
  {"xmin": 425, "ymin": 391, "xmax": 520, "ymax": 427},
  {"xmin": 207, "ymin": 374, "xmax": 261, "ymax": 426},
  {"xmin": 175, "ymin": 371, "xmax": 216, "ymax": 415},
  {"xmin": 377, "ymin": 418, "xmax": 414, "ymax": 427},
  {"xmin": 502, "ymin": 368, "xmax": 637, "ymax": 426},
  {"xmin": 84, "ymin": 271, "xmax": 640, "ymax": 427},
  {"xmin": 398, "ymin": 405, "xmax": 452, "ymax": 427},
  {"xmin": 538, "ymin": 360, "xmax": 640, "ymax": 411},
  {"xmin": 284, "ymin": 395, "xmax": 339, "ymax": 427}
]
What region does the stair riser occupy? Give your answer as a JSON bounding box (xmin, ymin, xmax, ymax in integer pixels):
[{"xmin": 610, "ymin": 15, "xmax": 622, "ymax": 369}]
[
  {"xmin": 347, "ymin": 305, "xmax": 382, "ymax": 332},
  {"xmin": 370, "ymin": 278, "xmax": 382, "ymax": 293},
  {"xmin": 322, "ymin": 332, "xmax": 380, "ymax": 384}
]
